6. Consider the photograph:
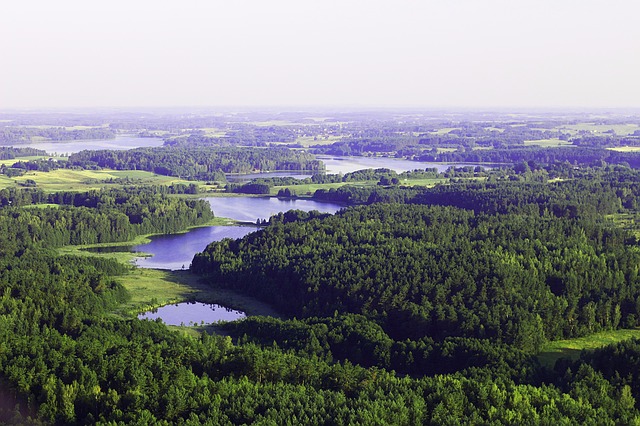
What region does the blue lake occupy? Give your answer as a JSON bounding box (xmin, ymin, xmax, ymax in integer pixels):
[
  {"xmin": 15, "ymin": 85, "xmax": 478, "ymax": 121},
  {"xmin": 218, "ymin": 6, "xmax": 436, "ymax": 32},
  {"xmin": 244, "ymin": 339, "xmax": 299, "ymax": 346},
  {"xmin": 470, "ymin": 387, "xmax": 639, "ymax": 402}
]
[{"xmin": 134, "ymin": 197, "xmax": 344, "ymax": 270}]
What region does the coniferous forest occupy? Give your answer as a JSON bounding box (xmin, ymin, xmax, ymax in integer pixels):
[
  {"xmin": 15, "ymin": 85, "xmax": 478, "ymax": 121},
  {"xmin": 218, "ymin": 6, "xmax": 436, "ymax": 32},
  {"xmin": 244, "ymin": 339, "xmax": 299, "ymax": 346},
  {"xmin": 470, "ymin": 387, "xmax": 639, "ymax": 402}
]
[{"xmin": 3, "ymin": 110, "xmax": 640, "ymax": 424}]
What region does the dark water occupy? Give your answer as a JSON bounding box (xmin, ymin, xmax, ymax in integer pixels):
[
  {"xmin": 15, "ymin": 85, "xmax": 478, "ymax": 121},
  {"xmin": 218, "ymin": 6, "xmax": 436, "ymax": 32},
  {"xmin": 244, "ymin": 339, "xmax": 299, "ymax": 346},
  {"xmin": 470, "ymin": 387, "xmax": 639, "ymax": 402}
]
[
  {"xmin": 133, "ymin": 226, "xmax": 258, "ymax": 270},
  {"xmin": 9, "ymin": 135, "xmax": 164, "ymax": 155},
  {"xmin": 138, "ymin": 302, "xmax": 246, "ymax": 325}
]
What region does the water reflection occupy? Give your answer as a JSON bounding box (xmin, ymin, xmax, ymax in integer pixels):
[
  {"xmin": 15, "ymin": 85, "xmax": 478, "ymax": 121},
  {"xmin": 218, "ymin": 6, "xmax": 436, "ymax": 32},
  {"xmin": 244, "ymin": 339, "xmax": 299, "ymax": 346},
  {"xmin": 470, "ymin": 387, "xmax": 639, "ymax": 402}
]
[
  {"xmin": 133, "ymin": 226, "xmax": 258, "ymax": 270},
  {"xmin": 204, "ymin": 197, "xmax": 343, "ymax": 223},
  {"xmin": 138, "ymin": 302, "xmax": 246, "ymax": 325}
]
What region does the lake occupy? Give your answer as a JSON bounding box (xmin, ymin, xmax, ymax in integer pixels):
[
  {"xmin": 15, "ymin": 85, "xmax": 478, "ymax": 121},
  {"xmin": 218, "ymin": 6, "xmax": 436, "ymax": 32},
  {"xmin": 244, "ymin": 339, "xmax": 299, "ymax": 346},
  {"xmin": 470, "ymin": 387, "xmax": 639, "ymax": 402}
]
[
  {"xmin": 138, "ymin": 302, "xmax": 246, "ymax": 325},
  {"xmin": 8, "ymin": 135, "xmax": 164, "ymax": 155},
  {"xmin": 133, "ymin": 225, "xmax": 258, "ymax": 270},
  {"xmin": 133, "ymin": 197, "xmax": 344, "ymax": 270},
  {"xmin": 204, "ymin": 196, "xmax": 344, "ymax": 223},
  {"xmin": 318, "ymin": 155, "xmax": 486, "ymax": 174}
]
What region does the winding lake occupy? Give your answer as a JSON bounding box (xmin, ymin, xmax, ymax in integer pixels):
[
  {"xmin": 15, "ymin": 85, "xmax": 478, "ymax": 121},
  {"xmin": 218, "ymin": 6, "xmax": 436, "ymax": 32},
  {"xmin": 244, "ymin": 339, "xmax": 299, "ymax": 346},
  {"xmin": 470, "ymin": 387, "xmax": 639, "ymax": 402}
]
[
  {"xmin": 8, "ymin": 135, "xmax": 164, "ymax": 155},
  {"xmin": 133, "ymin": 197, "xmax": 343, "ymax": 270},
  {"xmin": 138, "ymin": 302, "xmax": 246, "ymax": 325}
]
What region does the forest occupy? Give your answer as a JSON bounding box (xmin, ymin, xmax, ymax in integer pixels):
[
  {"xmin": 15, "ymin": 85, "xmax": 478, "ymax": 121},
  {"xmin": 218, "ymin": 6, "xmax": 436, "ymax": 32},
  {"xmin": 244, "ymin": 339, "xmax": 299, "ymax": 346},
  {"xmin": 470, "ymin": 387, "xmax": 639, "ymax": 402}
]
[{"xmin": 3, "ymin": 110, "xmax": 640, "ymax": 424}]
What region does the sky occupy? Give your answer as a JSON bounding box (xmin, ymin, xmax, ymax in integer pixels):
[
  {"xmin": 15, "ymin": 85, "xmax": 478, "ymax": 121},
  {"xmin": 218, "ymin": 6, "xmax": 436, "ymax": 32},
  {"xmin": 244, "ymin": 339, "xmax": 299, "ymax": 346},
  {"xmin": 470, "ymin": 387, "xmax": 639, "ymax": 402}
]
[{"xmin": 1, "ymin": 0, "xmax": 639, "ymax": 110}]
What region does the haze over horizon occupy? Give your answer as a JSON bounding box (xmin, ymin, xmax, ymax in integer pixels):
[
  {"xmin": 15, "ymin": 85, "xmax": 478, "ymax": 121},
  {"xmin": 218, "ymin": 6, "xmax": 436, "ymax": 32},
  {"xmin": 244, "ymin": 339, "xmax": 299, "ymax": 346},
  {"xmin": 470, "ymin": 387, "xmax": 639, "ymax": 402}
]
[{"xmin": 2, "ymin": 1, "xmax": 639, "ymax": 110}]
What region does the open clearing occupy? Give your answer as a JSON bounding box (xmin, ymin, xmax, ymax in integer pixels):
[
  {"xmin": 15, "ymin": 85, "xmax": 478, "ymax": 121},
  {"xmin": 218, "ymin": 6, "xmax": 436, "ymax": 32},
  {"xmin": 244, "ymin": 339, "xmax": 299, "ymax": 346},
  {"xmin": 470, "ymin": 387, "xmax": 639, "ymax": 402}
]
[
  {"xmin": 1, "ymin": 168, "xmax": 200, "ymax": 191},
  {"xmin": 538, "ymin": 328, "xmax": 640, "ymax": 367},
  {"xmin": 558, "ymin": 123, "xmax": 639, "ymax": 136},
  {"xmin": 523, "ymin": 139, "xmax": 572, "ymax": 147},
  {"xmin": 608, "ymin": 146, "xmax": 640, "ymax": 152}
]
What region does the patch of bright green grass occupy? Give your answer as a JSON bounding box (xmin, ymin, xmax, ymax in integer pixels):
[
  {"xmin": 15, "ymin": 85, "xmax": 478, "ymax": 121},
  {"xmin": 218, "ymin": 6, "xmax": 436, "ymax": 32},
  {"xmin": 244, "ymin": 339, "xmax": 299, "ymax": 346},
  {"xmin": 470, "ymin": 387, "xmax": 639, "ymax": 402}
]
[
  {"xmin": 297, "ymin": 136, "xmax": 342, "ymax": 147},
  {"xmin": 538, "ymin": 328, "xmax": 640, "ymax": 367},
  {"xmin": 1, "ymin": 168, "xmax": 199, "ymax": 191}
]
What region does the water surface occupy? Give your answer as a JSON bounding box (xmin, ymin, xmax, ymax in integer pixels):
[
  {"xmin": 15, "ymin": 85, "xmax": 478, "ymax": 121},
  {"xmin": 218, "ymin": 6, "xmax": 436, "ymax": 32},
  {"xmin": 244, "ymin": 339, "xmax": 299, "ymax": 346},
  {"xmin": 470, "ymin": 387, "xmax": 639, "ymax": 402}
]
[
  {"xmin": 204, "ymin": 196, "xmax": 344, "ymax": 223},
  {"xmin": 318, "ymin": 155, "xmax": 485, "ymax": 175},
  {"xmin": 138, "ymin": 302, "xmax": 246, "ymax": 325},
  {"xmin": 8, "ymin": 135, "xmax": 164, "ymax": 155},
  {"xmin": 133, "ymin": 226, "xmax": 258, "ymax": 270}
]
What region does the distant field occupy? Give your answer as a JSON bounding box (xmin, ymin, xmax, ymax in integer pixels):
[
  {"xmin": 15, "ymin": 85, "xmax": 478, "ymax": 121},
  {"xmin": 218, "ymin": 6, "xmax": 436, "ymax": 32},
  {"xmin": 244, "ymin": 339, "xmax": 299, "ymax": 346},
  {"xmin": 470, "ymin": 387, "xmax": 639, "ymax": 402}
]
[
  {"xmin": 1, "ymin": 168, "xmax": 198, "ymax": 191},
  {"xmin": 538, "ymin": 328, "xmax": 640, "ymax": 367},
  {"xmin": 0, "ymin": 155, "xmax": 56, "ymax": 166},
  {"xmin": 608, "ymin": 146, "xmax": 640, "ymax": 152},
  {"xmin": 200, "ymin": 128, "xmax": 227, "ymax": 137},
  {"xmin": 297, "ymin": 135, "xmax": 342, "ymax": 147},
  {"xmin": 558, "ymin": 123, "xmax": 639, "ymax": 136},
  {"xmin": 523, "ymin": 138, "xmax": 572, "ymax": 147},
  {"xmin": 430, "ymin": 127, "xmax": 459, "ymax": 135}
]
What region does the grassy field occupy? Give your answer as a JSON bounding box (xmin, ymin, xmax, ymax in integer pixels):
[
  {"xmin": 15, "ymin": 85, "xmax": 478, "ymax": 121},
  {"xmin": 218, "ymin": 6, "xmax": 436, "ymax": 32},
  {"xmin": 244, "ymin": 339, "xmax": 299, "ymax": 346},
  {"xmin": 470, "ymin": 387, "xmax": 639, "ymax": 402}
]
[
  {"xmin": 608, "ymin": 146, "xmax": 640, "ymax": 152},
  {"xmin": 0, "ymin": 168, "xmax": 200, "ymax": 191},
  {"xmin": 523, "ymin": 138, "xmax": 572, "ymax": 147},
  {"xmin": 296, "ymin": 135, "xmax": 342, "ymax": 147},
  {"xmin": 430, "ymin": 127, "xmax": 459, "ymax": 135},
  {"xmin": 0, "ymin": 155, "xmax": 59, "ymax": 166},
  {"xmin": 558, "ymin": 123, "xmax": 639, "ymax": 136},
  {"xmin": 538, "ymin": 328, "xmax": 640, "ymax": 367}
]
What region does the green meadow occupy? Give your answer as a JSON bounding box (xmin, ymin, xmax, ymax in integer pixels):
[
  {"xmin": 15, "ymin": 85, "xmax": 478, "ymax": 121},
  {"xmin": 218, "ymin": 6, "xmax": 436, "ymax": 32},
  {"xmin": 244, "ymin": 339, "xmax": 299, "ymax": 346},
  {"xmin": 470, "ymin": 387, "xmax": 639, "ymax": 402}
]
[
  {"xmin": 558, "ymin": 123, "xmax": 639, "ymax": 136},
  {"xmin": 1, "ymin": 168, "xmax": 201, "ymax": 191},
  {"xmin": 538, "ymin": 328, "xmax": 640, "ymax": 367}
]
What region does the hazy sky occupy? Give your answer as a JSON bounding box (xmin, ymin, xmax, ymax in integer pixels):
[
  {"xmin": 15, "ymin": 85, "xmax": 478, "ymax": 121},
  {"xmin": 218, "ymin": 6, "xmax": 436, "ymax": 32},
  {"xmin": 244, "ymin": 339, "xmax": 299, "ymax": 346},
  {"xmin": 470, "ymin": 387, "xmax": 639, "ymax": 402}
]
[{"xmin": 2, "ymin": 0, "xmax": 639, "ymax": 109}]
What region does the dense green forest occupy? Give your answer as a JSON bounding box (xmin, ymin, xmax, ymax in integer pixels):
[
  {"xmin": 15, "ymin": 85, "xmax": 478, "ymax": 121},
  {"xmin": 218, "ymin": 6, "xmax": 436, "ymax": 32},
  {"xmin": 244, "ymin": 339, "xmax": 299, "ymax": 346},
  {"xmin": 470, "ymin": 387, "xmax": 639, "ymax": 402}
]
[
  {"xmin": 4, "ymin": 109, "xmax": 640, "ymax": 423},
  {"xmin": 67, "ymin": 147, "xmax": 323, "ymax": 182},
  {"xmin": 0, "ymin": 128, "xmax": 115, "ymax": 144}
]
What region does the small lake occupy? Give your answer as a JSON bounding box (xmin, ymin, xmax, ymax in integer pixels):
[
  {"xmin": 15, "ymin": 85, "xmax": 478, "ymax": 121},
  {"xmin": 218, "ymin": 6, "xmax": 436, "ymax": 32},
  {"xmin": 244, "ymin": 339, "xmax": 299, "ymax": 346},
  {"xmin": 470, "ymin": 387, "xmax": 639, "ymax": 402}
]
[
  {"xmin": 318, "ymin": 155, "xmax": 487, "ymax": 175},
  {"xmin": 204, "ymin": 196, "xmax": 344, "ymax": 223},
  {"xmin": 138, "ymin": 302, "xmax": 246, "ymax": 325},
  {"xmin": 8, "ymin": 135, "xmax": 164, "ymax": 155}
]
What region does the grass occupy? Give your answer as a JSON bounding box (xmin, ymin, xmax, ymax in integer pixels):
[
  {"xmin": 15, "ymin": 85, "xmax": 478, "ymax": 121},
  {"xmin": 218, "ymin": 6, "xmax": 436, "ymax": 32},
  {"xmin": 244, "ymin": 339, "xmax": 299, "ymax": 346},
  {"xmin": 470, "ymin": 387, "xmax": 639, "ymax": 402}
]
[
  {"xmin": 114, "ymin": 268, "xmax": 280, "ymax": 318},
  {"xmin": 608, "ymin": 146, "xmax": 640, "ymax": 152},
  {"xmin": 558, "ymin": 123, "xmax": 639, "ymax": 136},
  {"xmin": 430, "ymin": 127, "xmax": 459, "ymax": 135},
  {"xmin": 297, "ymin": 135, "xmax": 342, "ymax": 147},
  {"xmin": 0, "ymin": 168, "xmax": 201, "ymax": 191},
  {"xmin": 0, "ymin": 155, "xmax": 60, "ymax": 166},
  {"xmin": 523, "ymin": 138, "xmax": 572, "ymax": 147},
  {"xmin": 538, "ymin": 328, "xmax": 640, "ymax": 367}
]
